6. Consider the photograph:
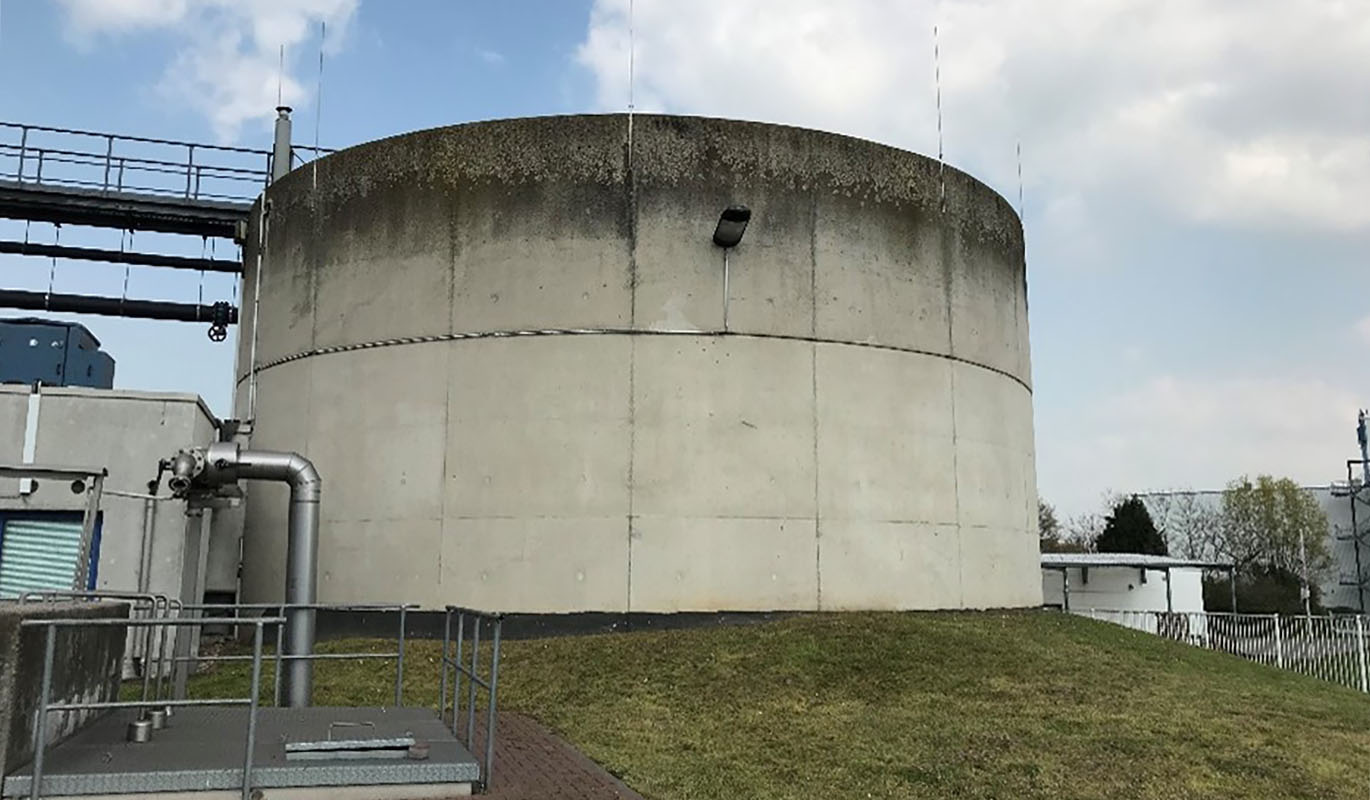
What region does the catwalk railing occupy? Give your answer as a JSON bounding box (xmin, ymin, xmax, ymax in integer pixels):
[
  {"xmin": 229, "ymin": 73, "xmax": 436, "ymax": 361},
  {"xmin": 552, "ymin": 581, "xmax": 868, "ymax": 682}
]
[
  {"xmin": 0, "ymin": 121, "xmax": 333, "ymax": 205},
  {"xmin": 1076, "ymin": 608, "xmax": 1370, "ymax": 693}
]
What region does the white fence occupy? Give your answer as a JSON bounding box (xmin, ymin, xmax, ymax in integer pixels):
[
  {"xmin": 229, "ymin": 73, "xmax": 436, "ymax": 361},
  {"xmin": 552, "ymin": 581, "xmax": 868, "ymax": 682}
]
[{"xmin": 1076, "ymin": 609, "xmax": 1370, "ymax": 693}]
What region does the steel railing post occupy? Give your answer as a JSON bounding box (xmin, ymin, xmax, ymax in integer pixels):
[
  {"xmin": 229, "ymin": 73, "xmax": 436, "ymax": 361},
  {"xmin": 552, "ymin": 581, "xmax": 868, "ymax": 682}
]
[
  {"xmin": 29, "ymin": 624, "xmax": 56, "ymax": 800},
  {"xmin": 395, "ymin": 605, "xmax": 408, "ymax": 707},
  {"xmin": 453, "ymin": 610, "xmax": 465, "ymax": 736},
  {"xmin": 439, "ymin": 608, "xmax": 451, "ymax": 718},
  {"xmin": 102, "ymin": 136, "xmax": 113, "ymax": 194},
  {"xmin": 243, "ymin": 621, "xmax": 264, "ymax": 800},
  {"xmin": 1358, "ymin": 616, "xmax": 1368, "ymax": 693},
  {"xmin": 273, "ymin": 612, "xmax": 284, "ymax": 708},
  {"xmin": 185, "ymin": 144, "xmax": 195, "ymax": 198},
  {"xmin": 16, "ymin": 126, "xmax": 27, "ymax": 183},
  {"xmin": 467, "ymin": 618, "xmax": 480, "ymax": 747},
  {"xmin": 484, "ymin": 618, "xmax": 502, "ymax": 791},
  {"xmin": 35, "ymin": 150, "xmax": 43, "ymax": 184},
  {"xmin": 1274, "ymin": 615, "xmax": 1284, "ymax": 669}
]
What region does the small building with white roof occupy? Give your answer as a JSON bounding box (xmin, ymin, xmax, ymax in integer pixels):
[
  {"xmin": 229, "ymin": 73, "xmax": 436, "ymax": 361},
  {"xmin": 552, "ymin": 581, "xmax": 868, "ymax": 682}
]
[{"xmin": 1041, "ymin": 553, "xmax": 1234, "ymax": 614}]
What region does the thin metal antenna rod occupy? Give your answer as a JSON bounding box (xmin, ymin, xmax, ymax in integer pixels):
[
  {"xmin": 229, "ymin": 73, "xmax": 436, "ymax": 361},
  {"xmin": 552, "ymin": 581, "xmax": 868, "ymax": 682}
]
[
  {"xmin": 277, "ymin": 44, "xmax": 285, "ymax": 108},
  {"xmin": 313, "ymin": 21, "xmax": 325, "ymax": 189},
  {"xmin": 627, "ymin": 0, "xmax": 635, "ymax": 157},
  {"xmin": 934, "ymin": 23, "xmax": 945, "ymax": 213},
  {"xmin": 1016, "ymin": 140, "xmax": 1024, "ymax": 224}
]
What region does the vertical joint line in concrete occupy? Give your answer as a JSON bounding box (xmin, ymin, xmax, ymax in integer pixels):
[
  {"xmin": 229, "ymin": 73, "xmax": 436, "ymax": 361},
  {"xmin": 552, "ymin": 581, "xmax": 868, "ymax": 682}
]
[
  {"xmin": 626, "ymin": 336, "xmax": 637, "ymax": 614},
  {"xmin": 812, "ymin": 339, "xmax": 821, "ymax": 611},
  {"xmin": 809, "ymin": 189, "xmax": 820, "ymax": 609}
]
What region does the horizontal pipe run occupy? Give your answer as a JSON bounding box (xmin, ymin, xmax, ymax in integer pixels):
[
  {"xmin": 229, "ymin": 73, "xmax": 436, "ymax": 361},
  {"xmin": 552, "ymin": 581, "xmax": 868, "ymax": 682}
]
[
  {"xmin": 0, "ymin": 240, "xmax": 241, "ymax": 272},
  {"xmin": 0, "ymin": 289, "xmax": 238, "ymax": 323},
  {"xmin": 166, "ymin": 651, "xmax": 398, "ymax": 664}
]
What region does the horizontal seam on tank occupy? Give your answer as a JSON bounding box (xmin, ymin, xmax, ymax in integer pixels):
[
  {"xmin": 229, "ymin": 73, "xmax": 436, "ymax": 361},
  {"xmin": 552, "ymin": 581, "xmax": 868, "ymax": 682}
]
[{"xmin": 237, "ymin": 328, "xmax": 1032, "ymax": 393}]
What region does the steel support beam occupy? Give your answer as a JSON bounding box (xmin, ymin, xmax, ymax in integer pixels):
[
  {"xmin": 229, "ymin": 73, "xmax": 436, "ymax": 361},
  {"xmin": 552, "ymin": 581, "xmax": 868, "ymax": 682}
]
[
  {"xmin": 0, "ymin": 240, "xmax": 241, "ymax": 273},
  {"xmin": 0, "ymin": 289, "xmax": 237, "ymax": 323},
  {"xmin": 0, "ymin": 180, "xmax": 249, "ymax": 239}
]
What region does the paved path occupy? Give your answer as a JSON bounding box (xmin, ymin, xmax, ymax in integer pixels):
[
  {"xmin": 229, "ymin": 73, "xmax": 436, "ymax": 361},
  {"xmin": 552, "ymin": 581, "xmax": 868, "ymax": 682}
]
[{"xmin": 472, "ymin": 712, "xmax": 646, "ymax": 800}]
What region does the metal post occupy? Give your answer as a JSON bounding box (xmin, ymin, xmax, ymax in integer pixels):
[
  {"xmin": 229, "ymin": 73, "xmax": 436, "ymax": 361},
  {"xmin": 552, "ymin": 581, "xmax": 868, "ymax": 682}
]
[
  {"xmin": 17, "ymin": 126, "xmax": 27, "ymax": 183},
  {"xmin": 1274, "ymin": 615, "xmax": 1284, "ymax": 669},
  {"xmin": 394, "ymin": 605, "xmax": 408, "ymax": 707},
  {"xmin": 1358, "ymin": 616, "xmax": 1369, "ymax": 693},
  {"xmin": 484, "ymin": 619, "xmax": 502, "ymax": 790},
  {"xmin": 466, "ymin": 618, "xmax": 480, "ymax": 747},
  {"xmin": 29, "ymin": 625, "xmax": 56, "ymax": 800},
  {"xmin": 185, "ymin": 144, "xmax": 195, "ymax": 198},
  {"xmin": 721, "ymin": 249, "xmax": 730, "ymax": 332},
  {"xmin": 242, "ymin": 621, "xmax": 264, "ymax": 800},
  {"xmin": 35, "ymin": 151, "xmax": 44, "ymax": 184},
  {"xmin": 1061, "ymin": 569, "xmax": 1070, "ymax": 612},
  {"xmin": 273, "ymin": 612, "xmax": 284, "ymax": 707},
  {"xmin": 1351, "ymin": 460, "xmax": 1366, "ymax": 614},
  {"xmin": 439, "ymin": 609, "xmax": 451, "ymax": 717},
  {"xmin": 271, "ymin": 108, "xmax": 293, "ymax": 183},
  {"xmin": 1229, "ymin": 568, "xmax": 1238, "ymax": 613},
  {"xmin": 1164, "ymin": 568, "xmax": 1173, "ymax": 614},
  {"xmin": 102, "ymin": 136, "xmax": 113, "ymax": 193},
  {"xmin": 452, "ymin": 611, "xmax": 465, "ymax": 736}
]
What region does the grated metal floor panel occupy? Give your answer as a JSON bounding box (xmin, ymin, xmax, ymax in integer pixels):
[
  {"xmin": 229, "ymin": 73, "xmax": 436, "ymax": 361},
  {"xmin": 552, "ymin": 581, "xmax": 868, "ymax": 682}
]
[{"xmin": 3, "ymin": 706, "xmax": 479, "ymax": 797}]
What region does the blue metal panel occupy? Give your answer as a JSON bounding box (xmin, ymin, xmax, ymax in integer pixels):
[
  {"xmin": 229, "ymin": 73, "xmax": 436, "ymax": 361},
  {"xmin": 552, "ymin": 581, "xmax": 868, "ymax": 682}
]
[{"xmin": 0, "ymin": 317, "xmax": 115, "ymax": 388}]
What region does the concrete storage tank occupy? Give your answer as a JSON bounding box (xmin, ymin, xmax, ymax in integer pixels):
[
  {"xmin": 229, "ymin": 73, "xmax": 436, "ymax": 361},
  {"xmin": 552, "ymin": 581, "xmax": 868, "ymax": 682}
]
[{"xmin": 234, "ymin": 114, "xmax": 1038, "ymax": 613}]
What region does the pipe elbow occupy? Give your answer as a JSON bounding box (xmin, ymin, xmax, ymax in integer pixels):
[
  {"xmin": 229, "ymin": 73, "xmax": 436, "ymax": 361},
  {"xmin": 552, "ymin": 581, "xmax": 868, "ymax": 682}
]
[{"xmin": 285, "ymin": 454, "xmax": 322, "ymax": 502}]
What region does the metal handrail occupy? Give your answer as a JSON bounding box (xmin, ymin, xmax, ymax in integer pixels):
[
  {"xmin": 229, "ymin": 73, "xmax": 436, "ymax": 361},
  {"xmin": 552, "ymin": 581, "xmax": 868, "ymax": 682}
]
[
  {"xmin": 21, "ymin": 615, "xmax": 281, "ymax": 800},
  {"xmin": 439, "ymin": 606, "xmax": 504, "ymax": 792},
  {"xmin": 180, "ymin": 602, "xmax": 415, "ymax": 707},
  {"xmin": 0, "ymin": 120, "xmax": 336, "ymax": 206}
]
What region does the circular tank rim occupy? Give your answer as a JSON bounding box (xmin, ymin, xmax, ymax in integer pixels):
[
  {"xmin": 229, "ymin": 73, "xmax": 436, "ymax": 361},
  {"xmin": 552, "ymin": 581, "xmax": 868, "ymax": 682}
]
[{"xmin": 284, "ymin": 112, "xmax": 1022, "ymax": 226}]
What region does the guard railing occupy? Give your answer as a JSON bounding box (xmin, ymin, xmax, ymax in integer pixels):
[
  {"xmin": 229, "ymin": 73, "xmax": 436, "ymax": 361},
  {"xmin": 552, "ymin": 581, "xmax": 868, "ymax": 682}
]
[
  {"xmin": 21, "ymin": 614, "xmax": 282, "ymax": 800},
  {"xmin": 439, "ymin": 606, "xmax": 504, "ymax": 792}
]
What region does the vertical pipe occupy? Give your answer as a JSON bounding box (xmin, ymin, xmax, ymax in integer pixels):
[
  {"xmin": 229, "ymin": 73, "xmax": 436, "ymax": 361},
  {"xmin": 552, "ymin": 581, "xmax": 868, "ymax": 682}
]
[
  {"xmin": 243, "ymin": 622, "xmax": 264, "ymax": 800},
  {"xmin": 1164, "ymin": 569, "xmax": 1173, "ymax": 614},
  {"xmin": 721, "ymin": 249, "xmax": 730, "ymax": 332},
  {"xmin": 184, "ymin": 145, "xmax": 195, "ymax": 198},
  {"xmin": 1229, "ymin": 568, "xmax": 1238, "ymax": 614},
  {"xmin": 484, "ymin": 620, "xmax": 502, "ymax": 791},
  {"xmin": 394, "ymin": 605, "xmax": 408, "ymax": 707},
  {"xmin": 271, "ymin": 108, "xmax": 293, "ymax": 183},
  {"xmin": 1061, "ymin": 569, "xmax": 1070, "ymax": 612}
]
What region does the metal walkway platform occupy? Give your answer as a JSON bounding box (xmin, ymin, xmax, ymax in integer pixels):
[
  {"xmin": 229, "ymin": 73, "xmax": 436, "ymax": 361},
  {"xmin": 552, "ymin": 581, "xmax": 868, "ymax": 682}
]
[
  {"xmin": 3, "ymin": 707, "xmax": 479, "ymax": 798},
  {"xmin": 0, "ymin": 179, "xmax": 249, "ymax": 239}
]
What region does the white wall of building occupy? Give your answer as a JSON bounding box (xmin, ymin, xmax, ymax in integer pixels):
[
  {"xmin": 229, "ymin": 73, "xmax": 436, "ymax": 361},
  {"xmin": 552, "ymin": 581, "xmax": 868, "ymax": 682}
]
[
  {"xmin": 1041, "ymin": 565, "xmax": 1207, "ymax": 613},
  {"xmin": 0, "ymin": 384, "xmax": 217, "ymax": 605}
]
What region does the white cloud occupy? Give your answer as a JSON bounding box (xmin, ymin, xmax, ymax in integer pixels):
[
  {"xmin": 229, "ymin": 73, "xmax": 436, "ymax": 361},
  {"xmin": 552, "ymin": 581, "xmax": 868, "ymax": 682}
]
[
  {"xmin": 476, "ymin": 48, "xmax": 506, "ymax": 66},
  {"xmin": 56, "ymin": 0, "xmax": 358, "ymax": 142},
  {"xmin": 576, "ymin": 0, "xmax": 1370, "ymax": 233},
  {"xmin": 1043, "ymin": 374, "xmax": 1364, "ymax": 517}
]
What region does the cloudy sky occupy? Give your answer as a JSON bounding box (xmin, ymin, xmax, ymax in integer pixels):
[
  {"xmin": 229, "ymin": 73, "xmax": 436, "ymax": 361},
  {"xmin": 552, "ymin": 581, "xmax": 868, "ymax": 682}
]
[{"xmin": 1, "ymin": 0, "xmax": 1367, "ymax": 520}]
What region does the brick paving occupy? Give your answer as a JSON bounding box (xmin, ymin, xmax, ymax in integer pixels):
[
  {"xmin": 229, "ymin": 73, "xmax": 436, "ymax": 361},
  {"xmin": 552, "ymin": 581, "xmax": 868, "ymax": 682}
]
[{"xmin": 468, "ymin": 712, "xmax": 646, "ymax": 800}]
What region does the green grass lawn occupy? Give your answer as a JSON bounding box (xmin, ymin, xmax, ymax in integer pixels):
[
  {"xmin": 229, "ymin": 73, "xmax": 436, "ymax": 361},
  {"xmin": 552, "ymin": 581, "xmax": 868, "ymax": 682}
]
[{"xmin": 180, "ymin": 611, "xmax": 1370, "ymax": 799}]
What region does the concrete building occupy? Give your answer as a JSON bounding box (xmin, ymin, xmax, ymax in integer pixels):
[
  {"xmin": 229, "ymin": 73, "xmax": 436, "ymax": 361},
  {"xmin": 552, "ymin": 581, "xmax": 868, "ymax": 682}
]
[
  {"xmin": 0, "ymin": 383, "xmax": 217, "ymax": 606},
  {"xmin": 231, "ymin": 113, "xmax": 1039, "ymax": 613}
]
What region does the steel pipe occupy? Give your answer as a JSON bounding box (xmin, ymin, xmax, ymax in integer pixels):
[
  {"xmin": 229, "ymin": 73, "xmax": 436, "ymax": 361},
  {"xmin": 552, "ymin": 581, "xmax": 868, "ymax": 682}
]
[
  {"xmin": 0, "ymin": 289, "xmax": 238, "ymax": 323},
  {"xmin": 169, "ymin": 443, "xmax": 320, "ymax": 706}
]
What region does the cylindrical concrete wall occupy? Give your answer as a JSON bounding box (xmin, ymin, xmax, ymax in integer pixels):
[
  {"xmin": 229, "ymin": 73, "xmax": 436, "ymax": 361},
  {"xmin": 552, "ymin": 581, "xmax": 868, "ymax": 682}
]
[{"xmin": 236, "ymin": 114, "xmax": 1039, "ymax": 612}]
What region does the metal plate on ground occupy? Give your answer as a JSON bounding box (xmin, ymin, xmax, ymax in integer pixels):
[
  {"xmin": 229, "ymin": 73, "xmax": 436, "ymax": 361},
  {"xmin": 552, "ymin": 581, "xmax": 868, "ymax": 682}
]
[{"xmin": 2, "ymin": 706, "xmax": 479, "ymax": 797}]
